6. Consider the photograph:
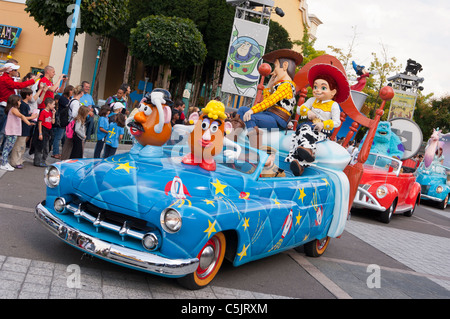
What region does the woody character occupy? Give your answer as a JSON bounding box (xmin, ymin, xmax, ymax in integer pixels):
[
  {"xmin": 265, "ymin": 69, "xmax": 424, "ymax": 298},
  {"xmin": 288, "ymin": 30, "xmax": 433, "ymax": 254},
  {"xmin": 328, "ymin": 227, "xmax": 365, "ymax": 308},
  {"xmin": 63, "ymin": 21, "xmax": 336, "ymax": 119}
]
[
  {"xmin": 237, "ymin": 49, "xmax": 303, "ymax": 149},
  {"xmin": 182, "ymin": 100, "xmax": 235, "ymax": 171},
  {"xmin": 286, "ymin": 63, "xmax": 350, "ymax": 176}
]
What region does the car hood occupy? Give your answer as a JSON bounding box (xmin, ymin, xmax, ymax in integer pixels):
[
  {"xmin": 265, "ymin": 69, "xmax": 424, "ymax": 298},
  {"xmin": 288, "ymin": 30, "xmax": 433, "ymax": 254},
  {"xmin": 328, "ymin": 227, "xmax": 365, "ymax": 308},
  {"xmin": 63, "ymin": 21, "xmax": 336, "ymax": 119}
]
[{"xmin": 72, "ymin": 152, "xmax": 248, "ymax": 216}]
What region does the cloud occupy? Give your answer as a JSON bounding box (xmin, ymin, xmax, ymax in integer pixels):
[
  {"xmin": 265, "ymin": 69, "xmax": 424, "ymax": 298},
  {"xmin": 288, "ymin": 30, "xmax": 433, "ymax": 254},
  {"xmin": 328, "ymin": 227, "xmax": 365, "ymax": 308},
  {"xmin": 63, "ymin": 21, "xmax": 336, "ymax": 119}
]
[{"xmin": 308, "ymin": 0, "xmax": 450, "ymax": 98}]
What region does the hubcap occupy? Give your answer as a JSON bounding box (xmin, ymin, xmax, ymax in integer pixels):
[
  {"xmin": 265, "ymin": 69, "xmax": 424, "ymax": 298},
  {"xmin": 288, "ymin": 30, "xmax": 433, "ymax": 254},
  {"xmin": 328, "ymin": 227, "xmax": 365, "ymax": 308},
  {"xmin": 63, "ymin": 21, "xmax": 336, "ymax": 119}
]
[
  {"xmin": 196, "ymin": 237, "xmax": 221, "ymax": 279},
  {"xmin": 317, "ymin": 237, "xmax": 328, "ymax": 251},
  {"xmin": 199, "ymin": 245, "xmax": 215, "ymax": 270}
]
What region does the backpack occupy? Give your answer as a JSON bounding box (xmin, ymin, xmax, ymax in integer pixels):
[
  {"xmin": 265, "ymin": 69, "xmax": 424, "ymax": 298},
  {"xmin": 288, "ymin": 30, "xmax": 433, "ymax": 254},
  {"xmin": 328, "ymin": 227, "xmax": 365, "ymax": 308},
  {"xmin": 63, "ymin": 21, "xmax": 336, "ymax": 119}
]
[
  {"xmin": 65, "ymin": 120, "xmax": 75, "ymax": 139},
  {"xmin": 58, "ymin": 99, "xmax": 75, "ymax": 127}
]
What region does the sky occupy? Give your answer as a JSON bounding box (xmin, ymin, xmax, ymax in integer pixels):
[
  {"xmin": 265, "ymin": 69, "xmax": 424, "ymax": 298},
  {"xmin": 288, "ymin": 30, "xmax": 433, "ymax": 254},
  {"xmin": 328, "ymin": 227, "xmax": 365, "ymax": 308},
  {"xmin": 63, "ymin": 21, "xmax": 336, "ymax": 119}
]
[{"xmin": 307, "ymin": 0, "xmax": 450, "ymax": 99}]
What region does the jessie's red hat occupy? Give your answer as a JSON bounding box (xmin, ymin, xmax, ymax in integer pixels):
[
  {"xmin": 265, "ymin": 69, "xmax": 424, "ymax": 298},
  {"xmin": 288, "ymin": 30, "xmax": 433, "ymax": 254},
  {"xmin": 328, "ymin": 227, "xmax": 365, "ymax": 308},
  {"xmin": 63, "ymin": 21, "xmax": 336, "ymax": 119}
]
[{"xmin": 308, "ymin": 63, "xmax": 350, "ymax": 103}]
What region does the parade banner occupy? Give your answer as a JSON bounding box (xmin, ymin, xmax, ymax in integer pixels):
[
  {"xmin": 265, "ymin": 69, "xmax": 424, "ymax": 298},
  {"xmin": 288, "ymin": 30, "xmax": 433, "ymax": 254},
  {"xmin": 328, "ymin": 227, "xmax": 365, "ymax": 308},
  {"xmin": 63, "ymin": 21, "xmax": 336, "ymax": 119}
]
[
  {"xmin": 222, "ymin": 18, "xmax": 269, "ymax": 98},
  {"xmin": 387, "ymin": 90, "xmax": 417, "ymax": 121}
]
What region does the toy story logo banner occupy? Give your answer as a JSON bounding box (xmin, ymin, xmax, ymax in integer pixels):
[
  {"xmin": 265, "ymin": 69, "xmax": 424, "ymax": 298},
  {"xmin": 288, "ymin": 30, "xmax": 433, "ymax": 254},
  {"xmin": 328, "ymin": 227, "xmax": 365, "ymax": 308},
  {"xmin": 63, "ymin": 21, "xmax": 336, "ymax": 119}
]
[
  {"xmin": 0, "ymin": 24, "xmax": 21, "ymax": 49},
  {"xmin": 387, "ymin": 90, "xmax": 417, "ymax": 121},
  {"xmin": 222, "ymin": 18, "xmax": 269, "ymax": 98}
]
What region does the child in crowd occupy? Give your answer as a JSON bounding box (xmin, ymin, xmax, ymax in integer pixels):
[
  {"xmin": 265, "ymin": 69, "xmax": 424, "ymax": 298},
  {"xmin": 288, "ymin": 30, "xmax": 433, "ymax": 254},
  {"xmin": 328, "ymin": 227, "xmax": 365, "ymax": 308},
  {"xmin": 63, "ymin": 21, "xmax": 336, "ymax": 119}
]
[
  {"xmin": 104, "ymin": 112, "xmax": 125, "ymax": 158},
  {"xmin": 70, "ymin": 105, "xmax": 89, "ymax": 159},
  {"xmin": 10, "ymin": 88, "xmax": 38, "ymax": 169},
  {"xmin": 93, "ymin": 105, "xmax": 110, "ymax": 158},
  {"xmin": 33, "ymin": 97, "xmax": 55, "ymax": 167},
  {"xmin": 108, "ymin": 102, "xmax": 125, "ymax": 123},
  {"xmin": 0, "ymin": 95, "xmax": 33, "ymax": 171}
]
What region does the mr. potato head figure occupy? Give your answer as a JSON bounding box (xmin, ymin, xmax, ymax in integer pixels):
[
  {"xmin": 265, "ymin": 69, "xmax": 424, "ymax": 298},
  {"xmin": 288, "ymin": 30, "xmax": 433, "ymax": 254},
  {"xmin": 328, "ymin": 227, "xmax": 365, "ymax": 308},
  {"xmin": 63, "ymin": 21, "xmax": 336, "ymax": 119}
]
[
  {"xmin": 127, "ymin": 89, "xmax": 173, "ymax": 147},
  {"xmin": 182, "ymin": 100, "xmax": 234, "ymax": 171}
]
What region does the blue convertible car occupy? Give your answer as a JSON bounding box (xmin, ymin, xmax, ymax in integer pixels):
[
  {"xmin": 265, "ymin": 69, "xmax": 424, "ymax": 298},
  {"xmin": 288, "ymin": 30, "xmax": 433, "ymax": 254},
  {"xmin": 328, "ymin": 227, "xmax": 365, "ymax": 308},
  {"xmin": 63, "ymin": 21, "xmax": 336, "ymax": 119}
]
[
  {"xmin": 36, "ymin": 55, "xmax": 385, "ymax": 289},
  {"xmin": 415, "ymin": 162, "xmax": 450, "ymax": 210},
  {"xmin": 35, "ymin": 134, "xmax": 351, "ymax": 289}
]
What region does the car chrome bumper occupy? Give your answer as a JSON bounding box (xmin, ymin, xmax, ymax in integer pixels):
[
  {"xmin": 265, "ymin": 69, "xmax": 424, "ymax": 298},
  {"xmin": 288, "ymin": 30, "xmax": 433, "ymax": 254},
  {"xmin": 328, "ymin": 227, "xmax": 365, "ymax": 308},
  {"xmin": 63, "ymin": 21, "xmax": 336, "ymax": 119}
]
[
  {"xmin": 352, "ymin": 187, "xmax": 385, "ymax": 212},
  {"xmin": 420, "ymin": 194, "xmax": 444, "ymax": 202},
  {"xmin": 35, "ymin": 202, "xmax": 199, "ymax": 277}
]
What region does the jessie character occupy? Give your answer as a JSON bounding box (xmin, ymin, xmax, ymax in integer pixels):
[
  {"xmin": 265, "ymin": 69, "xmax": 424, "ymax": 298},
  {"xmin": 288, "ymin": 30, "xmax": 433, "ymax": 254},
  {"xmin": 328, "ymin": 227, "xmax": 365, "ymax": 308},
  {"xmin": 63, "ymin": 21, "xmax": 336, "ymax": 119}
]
[
  {"xmin": 286, "ymin": 63, "xmax": 350, "ymax": 176},
  {"xmin": 236, "ymin": 49, "xmax": 303, "ymax": 148},
  {"xmin": 127, "ymin": 89, "xmax": 172, "ymax": 147},
  {"xmin": 182, "ymin": 100, "xmax": 233, "ymax": 171}
]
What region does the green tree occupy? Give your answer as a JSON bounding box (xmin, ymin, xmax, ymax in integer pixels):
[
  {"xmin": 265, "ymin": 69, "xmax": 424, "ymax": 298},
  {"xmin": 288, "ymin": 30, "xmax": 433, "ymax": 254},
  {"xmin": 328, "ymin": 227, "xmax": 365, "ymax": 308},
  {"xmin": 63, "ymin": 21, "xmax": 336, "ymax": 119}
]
[
  {"xmin": 431, "ymin": 95, "xmax": 450, "ymax": 133},
  {"xmin": 413, "ymin": 93, "xmax": 437, "ymax": 139},
  {"xmin": 129, "ymin": 15, "xmax": 207, "ymax": 89},
  {"xmin": 25, "ymin": 0, "xmax": 129, "ymax": 36},
  {"xmin": 266, "ymin": 20, "xmax": 293, "ymax": 53},
  {"xmin": 294, "ymin": 23, "xmax": 326, "ymax": 66}
]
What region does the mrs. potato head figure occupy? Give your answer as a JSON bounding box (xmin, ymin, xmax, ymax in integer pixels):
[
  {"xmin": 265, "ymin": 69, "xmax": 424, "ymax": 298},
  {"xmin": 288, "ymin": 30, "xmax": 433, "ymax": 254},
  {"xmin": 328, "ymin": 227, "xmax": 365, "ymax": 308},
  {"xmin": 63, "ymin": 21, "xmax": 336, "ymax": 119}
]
[{"xmin": 182, "ymin": 100, "xmax": 235, "ymax": 171}]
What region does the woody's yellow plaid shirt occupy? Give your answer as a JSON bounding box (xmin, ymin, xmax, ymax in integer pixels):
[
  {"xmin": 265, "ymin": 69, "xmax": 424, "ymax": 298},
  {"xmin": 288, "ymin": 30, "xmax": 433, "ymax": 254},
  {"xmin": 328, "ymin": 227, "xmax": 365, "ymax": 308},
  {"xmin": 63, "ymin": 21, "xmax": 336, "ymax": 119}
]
[{"xmin": 251, "ymin": 80, "xmax": 296, "ymax": 116}]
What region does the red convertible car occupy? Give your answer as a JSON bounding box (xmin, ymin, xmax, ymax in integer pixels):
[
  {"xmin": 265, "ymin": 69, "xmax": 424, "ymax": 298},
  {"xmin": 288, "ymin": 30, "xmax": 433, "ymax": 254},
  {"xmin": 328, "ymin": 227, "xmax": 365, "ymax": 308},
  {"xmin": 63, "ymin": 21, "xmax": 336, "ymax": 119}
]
[{"xmin": 352, "ymin": 153, "xmax": 421, "ymax": 223}]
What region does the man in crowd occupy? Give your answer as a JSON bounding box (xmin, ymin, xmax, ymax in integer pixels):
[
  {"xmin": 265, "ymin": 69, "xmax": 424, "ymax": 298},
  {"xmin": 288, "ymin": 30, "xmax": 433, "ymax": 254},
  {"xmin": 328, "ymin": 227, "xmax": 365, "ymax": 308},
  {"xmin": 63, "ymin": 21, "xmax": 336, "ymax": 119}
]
[
  {"xmin": 37, "ymin": 65, "xmax": 66, "ymax": 109},
  {"xmin": 0, "ymin": 60, "xmax": 37, "ymax": 149}
]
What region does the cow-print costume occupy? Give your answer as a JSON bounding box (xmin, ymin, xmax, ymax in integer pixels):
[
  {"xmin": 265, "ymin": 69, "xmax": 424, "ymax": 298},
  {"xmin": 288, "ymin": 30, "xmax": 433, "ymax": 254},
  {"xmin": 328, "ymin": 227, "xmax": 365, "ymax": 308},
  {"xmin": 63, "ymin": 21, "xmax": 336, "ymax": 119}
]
[{"xmin": 285, "ymin": 123, "xmax": 327, "ymax": 165}]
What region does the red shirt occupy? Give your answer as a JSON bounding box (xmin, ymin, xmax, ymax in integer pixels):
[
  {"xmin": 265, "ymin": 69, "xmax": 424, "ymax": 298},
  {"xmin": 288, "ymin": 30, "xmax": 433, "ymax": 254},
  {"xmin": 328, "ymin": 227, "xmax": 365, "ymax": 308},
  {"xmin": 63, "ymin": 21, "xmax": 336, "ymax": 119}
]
[
  {"xmin": 37, "ymin": 77, "xmax": 56, "ymax": 109},
  {"xmin": 38, "ymin": 109, "xmax": 53, "ymax": 130},
  {"xmin": 0, "ymin": 73, "xmax": 35, "ymax": 103}
]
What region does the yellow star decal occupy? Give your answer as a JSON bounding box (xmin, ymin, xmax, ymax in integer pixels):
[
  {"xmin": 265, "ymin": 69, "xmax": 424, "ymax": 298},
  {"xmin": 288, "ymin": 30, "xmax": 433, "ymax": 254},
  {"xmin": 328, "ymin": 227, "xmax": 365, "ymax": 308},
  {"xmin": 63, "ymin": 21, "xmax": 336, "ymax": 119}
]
[
  {"xmin": 242, "ymin": 217, "xmax": 250, "ymax": 231},
  {"xmin": 237, "ymin": 244, "xmax": 249, "ymax": 261},
  {"xmin": 204, "ymin": 220, "xmax": 217, "ymax": 239},
  {"xmin": 322, "ymin": 178, "xmax": 330, "ymax": 187},
  {"xmin": 115, "ymin": 162, "xmax": 136, "ymax": 173},
  {"xmin": 271, "ymin": 198, "xmax": 281, "ymax": 207},
  {"xmin": 295, "ymin": 212, "xmax": 303, "ymax": 225},
  {"xmin": 211, "ymin": 179, "xmax": 227, "ymax": 195},
  {"xmin": 203, "ymin": 199, "xmax": 215, "ymax": 206},
  {"xmin": 298, "ymin": 188, "xmax": 306, "ymax": 203}
]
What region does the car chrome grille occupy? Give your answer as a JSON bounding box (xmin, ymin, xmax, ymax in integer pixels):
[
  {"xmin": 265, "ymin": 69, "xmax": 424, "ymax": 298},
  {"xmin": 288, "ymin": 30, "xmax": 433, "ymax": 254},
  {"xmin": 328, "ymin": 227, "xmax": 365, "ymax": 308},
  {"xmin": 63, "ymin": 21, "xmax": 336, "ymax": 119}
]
[
  {"xmin": 421, "ymin": 185, "xmax": 430, "ymax": 195},
  {"xmin": 64, "ymin": 202, "xmax": 153, "ymax": 241}
]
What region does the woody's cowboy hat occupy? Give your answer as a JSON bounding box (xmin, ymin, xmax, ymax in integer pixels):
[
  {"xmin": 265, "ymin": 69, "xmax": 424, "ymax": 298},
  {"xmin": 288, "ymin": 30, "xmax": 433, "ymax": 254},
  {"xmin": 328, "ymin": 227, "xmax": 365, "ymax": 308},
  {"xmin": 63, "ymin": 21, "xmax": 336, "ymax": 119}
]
[
  {"xmin": 308, "ymin": 63, "xmax": 350, "ymax": 103},
  {"xmin": 262, "ymin": 49, "xmax": 303, "ymax": 66}
]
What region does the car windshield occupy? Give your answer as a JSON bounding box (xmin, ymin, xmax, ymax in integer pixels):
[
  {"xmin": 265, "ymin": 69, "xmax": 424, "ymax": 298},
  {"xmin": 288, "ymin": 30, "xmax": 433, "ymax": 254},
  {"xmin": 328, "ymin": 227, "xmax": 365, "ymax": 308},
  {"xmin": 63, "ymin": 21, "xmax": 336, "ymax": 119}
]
[
  {"xmin": 163, "ymin": 127, "xmax": 263, "ymax": 176},
  {"xmin": 363, "ymin": 153, "xmax": 402, "ymax": 175},
  {"xmin": 417, "ymin": 161, "xmax": 450, "ymax": 176}
]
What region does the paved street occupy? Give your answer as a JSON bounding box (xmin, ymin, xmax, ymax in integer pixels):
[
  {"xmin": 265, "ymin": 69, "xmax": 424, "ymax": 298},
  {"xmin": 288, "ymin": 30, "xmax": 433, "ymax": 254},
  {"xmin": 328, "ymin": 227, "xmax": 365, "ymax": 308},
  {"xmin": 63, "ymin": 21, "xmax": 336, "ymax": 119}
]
[{"xmin": 0, "ymin": 142, "xmax": 449, "ymax": 300}]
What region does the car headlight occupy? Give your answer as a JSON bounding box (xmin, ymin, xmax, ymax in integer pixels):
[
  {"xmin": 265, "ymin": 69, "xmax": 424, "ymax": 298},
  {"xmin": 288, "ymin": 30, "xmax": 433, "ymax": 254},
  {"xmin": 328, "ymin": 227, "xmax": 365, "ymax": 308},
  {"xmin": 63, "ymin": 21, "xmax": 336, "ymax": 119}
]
[
  {"xmin": 436, "ymin": 186, "xmax": 444, "ymax": 194},
  {"xmin": 376, "ymin": 186, "xmax": 388, "ymax": 198},
  {"xmin": 44, "ymin": 166, "xmax": 60, "ymax": 188},
  {"xmin": 54, "ymin": 197, "xmax": 66, "ymax": 213},
  {"xmin": 142, "ymin": 233, "xmax": 159, "ymax": 251},
  {"xmin": 160, "ymin": 208, "xmax": 182, "ymax": 233}
]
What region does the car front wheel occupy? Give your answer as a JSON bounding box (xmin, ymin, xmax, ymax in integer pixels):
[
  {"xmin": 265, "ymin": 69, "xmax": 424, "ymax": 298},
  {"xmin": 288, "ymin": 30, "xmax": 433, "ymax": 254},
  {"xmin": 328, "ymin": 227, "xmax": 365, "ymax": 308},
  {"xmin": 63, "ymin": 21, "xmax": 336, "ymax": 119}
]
[
  {"xmin": 177, "ymin": 232, "xmax": 226, "ymax": 290},
  {"xmin": 380, "ymin": 199, "xmax": 397, "ymax": 224},
  {"xmin": 439, "ymin": 193, "xmax": 449, "ymax": 210}
]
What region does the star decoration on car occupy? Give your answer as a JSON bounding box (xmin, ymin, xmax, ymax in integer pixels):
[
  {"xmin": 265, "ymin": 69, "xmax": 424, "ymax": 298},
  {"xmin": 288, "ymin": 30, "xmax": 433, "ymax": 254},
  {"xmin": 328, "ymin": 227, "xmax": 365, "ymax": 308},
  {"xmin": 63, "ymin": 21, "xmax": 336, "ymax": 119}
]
[
  {"xmin": 115, "ymin": 162, "xmax": 137, "ymax": 173},
  {"xmin": 211, "ymin": 179, "xmax": 227, "ymax": 195},
  {"xmin": 204, "ymin": 220, "xmax": 217, "ymax": 239},
  {"xmin": 237, "ymin": 244, "xmax": 249, "ymax": 261}
]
